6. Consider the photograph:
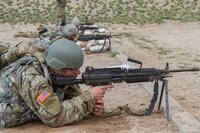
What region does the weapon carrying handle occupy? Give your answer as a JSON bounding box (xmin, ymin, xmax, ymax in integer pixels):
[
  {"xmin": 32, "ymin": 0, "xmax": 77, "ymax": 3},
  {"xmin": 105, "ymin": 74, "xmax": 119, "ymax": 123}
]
[{"xmin": 127, "ymin": 58, "xmax": 142, "ymax": 68}]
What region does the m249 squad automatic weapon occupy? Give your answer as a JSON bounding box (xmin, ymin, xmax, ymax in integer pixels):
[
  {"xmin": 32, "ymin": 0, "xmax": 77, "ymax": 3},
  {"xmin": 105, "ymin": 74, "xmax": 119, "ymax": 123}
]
[{"xmin": 53, "ymin": 58, "xmax": 199, "ymax": 120}]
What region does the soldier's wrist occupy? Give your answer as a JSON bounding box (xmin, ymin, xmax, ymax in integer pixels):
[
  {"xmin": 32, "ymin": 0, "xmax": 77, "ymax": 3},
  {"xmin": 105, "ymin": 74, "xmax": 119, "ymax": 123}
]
[{"xmin": 81, "ymin": 90, "xmax": 95, "ymax": 113}]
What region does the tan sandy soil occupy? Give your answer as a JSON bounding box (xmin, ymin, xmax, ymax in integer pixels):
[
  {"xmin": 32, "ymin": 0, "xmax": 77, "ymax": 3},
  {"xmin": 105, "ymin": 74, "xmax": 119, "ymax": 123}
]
[
  {"xmin": 0, "ymin": 23, "xmax": 177, "ymax": 132},
  {"xmin": 110, "ymin": 21, "xmax": 200, "ymax": 122}
]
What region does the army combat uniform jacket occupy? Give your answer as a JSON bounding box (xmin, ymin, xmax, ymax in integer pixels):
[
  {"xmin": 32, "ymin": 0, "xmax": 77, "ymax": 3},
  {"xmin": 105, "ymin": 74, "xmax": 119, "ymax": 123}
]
[
  {"xmin": 14, "ymin": 25, "xmax": 63, "ymax": 39},
  {"xmin": 1, "ymin": 32, "xmax": 68, "ymax": 67},
  {"xmin": 0, "ymin": 56, "xmax": 95, "ymax": 128}
]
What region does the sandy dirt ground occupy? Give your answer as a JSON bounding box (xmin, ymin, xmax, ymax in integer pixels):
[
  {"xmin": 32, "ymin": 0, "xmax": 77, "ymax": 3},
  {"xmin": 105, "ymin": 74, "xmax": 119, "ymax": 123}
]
[
  {"xmin": 1, "ymin": 21, "xmax": 199, "ymax": 132},
  {"xmin": 110, "ymin": 21, "xmax": 200, "ymax": 122}
]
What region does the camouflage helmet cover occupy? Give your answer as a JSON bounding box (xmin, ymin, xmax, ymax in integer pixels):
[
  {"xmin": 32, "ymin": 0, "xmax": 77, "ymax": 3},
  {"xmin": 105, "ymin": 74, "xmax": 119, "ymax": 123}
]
[
  {"xmin": 60, "ymin": 24, "xmax": 78, "ymax": 37},
  {"xmin": 71, "ymin": 17, "xmax": 80, "ymax": 28}
]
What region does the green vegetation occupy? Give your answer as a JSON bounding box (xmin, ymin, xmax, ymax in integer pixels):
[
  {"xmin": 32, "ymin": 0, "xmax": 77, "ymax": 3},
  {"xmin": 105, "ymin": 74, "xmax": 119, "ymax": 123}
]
[{"xmin": 0, "ymin": 0, "xmax": 200, "ymax": 24}]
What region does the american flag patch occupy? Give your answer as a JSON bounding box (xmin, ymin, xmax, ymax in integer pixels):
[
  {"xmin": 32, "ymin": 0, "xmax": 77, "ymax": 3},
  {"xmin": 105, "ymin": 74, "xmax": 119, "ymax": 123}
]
[{"xmin": 37, "ymin": 90, "xmax": 51, "ymax": 103}]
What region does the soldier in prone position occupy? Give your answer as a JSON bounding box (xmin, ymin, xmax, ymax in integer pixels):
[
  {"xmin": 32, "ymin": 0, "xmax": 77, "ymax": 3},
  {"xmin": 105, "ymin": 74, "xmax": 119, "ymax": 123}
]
[
  {"xmin": 14, "ymin": 17, "xmax": 81, "ymax": 39},
  {"xmin": 0, "ymin": 39, "xmax": 113, "ymax": 128},
  {"xmin": 0, "ymin": 24, "xmax": 79, "ymax": 67}
]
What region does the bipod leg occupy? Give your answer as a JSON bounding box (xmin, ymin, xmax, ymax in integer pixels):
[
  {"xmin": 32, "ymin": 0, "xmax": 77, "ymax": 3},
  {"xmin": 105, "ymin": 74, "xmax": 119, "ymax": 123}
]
[
  {"xmin": 145, "ymin": 80, "xmax": 159, "ymax": 115},
  {"xmin": 98, "ymin": 39, "xmax": 106, "ymax": 53},
  {"xmin": 164, "ymin": 79, "xmax": 170, "ymax": 121},
  {"xmin": 157, "ymin": 80, "xmax": 170, "ymax": 121},
  {"xmin": 108, "ymin": 38, "xmax": 112, "ymax": 53},
  {"xmin": 158, "ymin": 80, "xmax": 165, "ymax": 112}
]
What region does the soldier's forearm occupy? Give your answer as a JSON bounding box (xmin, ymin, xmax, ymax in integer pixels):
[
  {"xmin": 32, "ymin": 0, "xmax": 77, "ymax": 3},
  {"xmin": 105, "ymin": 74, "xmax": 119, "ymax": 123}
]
[{"xmin": 50, "ymin": 91, "xmax": 95, "ymax": 127}]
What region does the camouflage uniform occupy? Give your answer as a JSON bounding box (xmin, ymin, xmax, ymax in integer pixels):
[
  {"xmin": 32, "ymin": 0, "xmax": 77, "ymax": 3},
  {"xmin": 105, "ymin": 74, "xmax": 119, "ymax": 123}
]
[
  {"xmin": 14, "ymin": 17, "xmax": 80, "ymax": 39},
  {"xmin": 0, "ymin": 55, "xmax": 95, "ymax": 128},
  {"xmin": 0, "ymin": 41, "xmax": 11, "ymax": 55},
  {"xmin": 1, "ymin": 39, "xmax": 47, "ymax": 67},
  {"xmin": 1, "ymin": 24, "xmax": 78, "ymax": 68},
  {"xmin": 14, "ymin": 31, "xmax": 40, "ymax": 38},
  {"xmin": 56, "ymin": 0, "xmax": 67, "ymax": 25},
  {"xmin": 14, "ymin": 26, "xmax": 61, "ymax": 39},
  {"xmin": 71, "ymin": 17, "xmax": 80, "ymax": 29}
]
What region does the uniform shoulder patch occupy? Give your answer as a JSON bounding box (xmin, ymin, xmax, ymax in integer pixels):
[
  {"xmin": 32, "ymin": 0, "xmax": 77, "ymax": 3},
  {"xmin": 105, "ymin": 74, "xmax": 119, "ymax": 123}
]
[{"xmin": 37, "ymin": 90, "xmax": 51, "ymax": 103}]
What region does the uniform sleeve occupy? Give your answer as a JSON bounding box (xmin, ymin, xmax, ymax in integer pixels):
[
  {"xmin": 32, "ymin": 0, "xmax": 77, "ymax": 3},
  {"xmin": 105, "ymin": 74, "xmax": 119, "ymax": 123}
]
[
  {"xmin": 64, "ymin": 85, "xmax": 82, "ymax": 99},
  {"xmin": 19, "ymin": 66, "xmax": 95, "ymax": 127},
  {"xmin": 41, "ymin": 26, "xmax": 60, "ymax": 37},
  {"xmin": 1, "ymin": 41, "xmax": 46, "ymax": 66},
  {"xmin": 14, "ymin": 31, "xmax": 40, "ymax": 38}
]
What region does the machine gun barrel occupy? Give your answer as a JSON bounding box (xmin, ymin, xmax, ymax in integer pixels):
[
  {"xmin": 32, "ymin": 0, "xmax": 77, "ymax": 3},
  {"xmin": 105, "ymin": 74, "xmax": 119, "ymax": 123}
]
[
  {"xmin": 53, "ymin": 66, "xmax": 199, "ymax": 87},
  {"xmin": 79, "ymin": 26, "xmax": 99, "ymax": 31},
  {"xmin": 80, "ymin": 23, "xmax": 94, "ymax": 26},
  {"xmin": 168, "ymin": 68, "xmax": 199, "ymax": 73}
]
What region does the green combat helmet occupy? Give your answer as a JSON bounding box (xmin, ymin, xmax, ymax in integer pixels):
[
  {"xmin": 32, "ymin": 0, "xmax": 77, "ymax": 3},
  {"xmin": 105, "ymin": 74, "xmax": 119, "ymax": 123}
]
[
  {"xmin": 71, "ymin": 17, "xmax": 80, "ymax": 28},
  {"xmin": 59, "ymin": 24, "xmax": 78, "ymax": 37},
  {"xmin": 45, "ymin": 39, "xmax": 83, "ymax": 70}
]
